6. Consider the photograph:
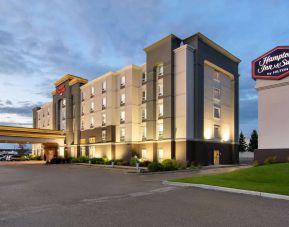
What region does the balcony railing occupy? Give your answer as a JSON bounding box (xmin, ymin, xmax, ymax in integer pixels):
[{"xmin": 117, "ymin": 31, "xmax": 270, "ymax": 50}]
[
  {"xmin": 120, "ymin": 119, "xmax": 125, "ymax": 124},
  {"xmin": 158, "ymin": 132, "xmax": 163, "ymax": 139},
  {"xmin": 158, "ymin": 92, "xmax": 163, "ymax": 99},
  {"xmin": 158, "ymin": 113, "xmax": 164, "ymax": 119},
  {"xmin": 120, "ymin": 100, "xmax": 125, "ymax": 106}
]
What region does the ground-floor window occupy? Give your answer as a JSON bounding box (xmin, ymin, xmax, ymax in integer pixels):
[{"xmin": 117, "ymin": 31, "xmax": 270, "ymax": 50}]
[
  {"xmin": 158, "ymin": 149, "xmax": 164, "ymax": 163},
  {"xmin": 89, "ymin": 146, "xmax": 95, "ymax": 158},
  {"xmin": 141, "ymin": 149, "xmax": 147, "ymax": 160},
  {"xmin": 81, "ymin": 147, "xmax": 86, "ymax": 156}
]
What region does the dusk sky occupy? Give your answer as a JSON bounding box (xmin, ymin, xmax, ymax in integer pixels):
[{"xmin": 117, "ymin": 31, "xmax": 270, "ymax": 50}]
[{"xmin": 0, "ymin": 0, "xmax": 288, "ymax": 136}]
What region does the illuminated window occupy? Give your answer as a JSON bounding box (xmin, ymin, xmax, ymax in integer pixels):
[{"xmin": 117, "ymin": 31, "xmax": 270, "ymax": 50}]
[
  {"xmin": 120, "ymin": 111, "xmax": 125, "ymax": 123},
  {"xmin": 102, "ymin": 97, "xmax": 106, "ymax": 109},
  {"xmin": 102, "ymin": 80, "xmax": 107, "ymax": 92},
  {"xmin": 90, "ymin": 117, "xmax": 94, "ymax": 128},
  {"xmin": 158, "ymin": 103, "xmax": 164, "ymax": 118},
  {"xmin": 89, "ymin": 146, "xmax": 95, "ymax": 158},
  {"xmin": 214, "ymin": 125, "xmax": 220, "ymax": 139},
  {"xmin": 158, "ymin": 83, "xmax": 163, "ymax": 97},
  {"xmin": 158, "ymin": 122, "xmax": 164, "ymax": 138},
  {"xmin": 158, "ymin": 149, "xmax": 164, "ymax": 162},
  {"xmin": 142, "ymin": 126, "xmax": 147, "ymax": 139},
  {"xmin": 102, "ymin": 113, "xmax": 106, "ymax": 126},
  {"xmin": 120, "ymin": 76, "xmax": 126, "ymax": 87},
  {"xmin": 213, "ymin": 104, "xmax": 221, "ymax": 119},
  {"xmin": 120, "ymin": 127, "xmax": 125, "ymax": 141},
  {"xmin": 213, "ymin": 70, "xmax": 220, "ymax": 82},
  {"xmin": 102, "ymin": 130, "xmax": 106, "ymax": 141},
  {"xmin": 91, "ymin": 86, "xmax": 95, "ymax": 97},
  {"xmin": 141, "ymin": 149, "xmax": 147, "ymax": 160},
  {"xmin": 120, "ymin": 93, "xmax": 126, "ymax": 105},
  {"xmin": 142, "ymin": 108, "xmax": 147, "ymax": 120},
  {"xmin": 81, "ymin": 147, "xmax": 86, "ymax": 156}
]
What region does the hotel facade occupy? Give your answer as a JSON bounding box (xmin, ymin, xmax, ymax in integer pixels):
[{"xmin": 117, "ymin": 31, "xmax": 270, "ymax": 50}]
[{"xmin": 32, "ymin": 32, "xmax": 240, "ymax": 165}]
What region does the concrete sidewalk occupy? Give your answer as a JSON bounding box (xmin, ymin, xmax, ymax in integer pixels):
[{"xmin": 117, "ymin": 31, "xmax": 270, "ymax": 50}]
[{"xmin": 0, "ymin": 160, "xmax": 45, "ymax": 166}]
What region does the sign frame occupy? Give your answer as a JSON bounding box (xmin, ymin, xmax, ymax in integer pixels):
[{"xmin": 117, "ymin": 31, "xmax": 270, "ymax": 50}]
[{"xmin": 252, "ymin": 46, "xmax": 289, "ymax": 80}]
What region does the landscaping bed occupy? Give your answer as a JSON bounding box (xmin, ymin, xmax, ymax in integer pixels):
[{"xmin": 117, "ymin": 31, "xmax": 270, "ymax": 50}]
[{"xmin": 172, "ymin": 163, "xmax": 289, "ymax": 196}]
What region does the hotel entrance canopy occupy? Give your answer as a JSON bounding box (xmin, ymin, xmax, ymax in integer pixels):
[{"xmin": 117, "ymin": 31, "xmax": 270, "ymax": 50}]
[{"xmin": 0, "ymin": 125, "xmax": 65, "ymax": 145}]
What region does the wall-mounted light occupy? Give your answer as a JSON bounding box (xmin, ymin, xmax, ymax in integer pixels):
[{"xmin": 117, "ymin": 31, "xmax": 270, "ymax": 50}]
[
  {"xmin": 222, "ymin": 129, "xmax": 230, "ymax": 142},
  {"xmin": 204, "ymin": 128, "xmax": 212, "ymax": 140}
]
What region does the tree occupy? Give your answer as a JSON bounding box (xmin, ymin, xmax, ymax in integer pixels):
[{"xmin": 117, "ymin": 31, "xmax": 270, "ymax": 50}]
[
  {"xmin": 239, "ymin": 131, "xmax": 247, "ymax": 152},
  {"xmin": 248, "ymin": 130, "xmax": 258, "ymax": 152}
]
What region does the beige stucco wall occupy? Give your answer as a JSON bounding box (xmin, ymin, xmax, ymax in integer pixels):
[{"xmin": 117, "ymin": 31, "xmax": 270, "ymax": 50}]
[
  {"xmin": 203, "ymin": 62, "xmax": 234, "ymax": 142},
  {"xmin": 37, "ymin": 102, "xmax": 53, "ymax": 130},
  {"xmin": 256, "ymin": 76, "xmax": 289, "ymax": 149}
]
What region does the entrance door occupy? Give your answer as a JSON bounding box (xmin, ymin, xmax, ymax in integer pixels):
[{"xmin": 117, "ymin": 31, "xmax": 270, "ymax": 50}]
[{"xmin": 213, "ymin": 150, "xmax": 220, "ymax": 165}]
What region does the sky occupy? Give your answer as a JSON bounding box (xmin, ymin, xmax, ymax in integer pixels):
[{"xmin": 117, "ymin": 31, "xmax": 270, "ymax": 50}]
[{"xmin": 0, "ymin": 0, "xmax": 288, "ymax": 137}]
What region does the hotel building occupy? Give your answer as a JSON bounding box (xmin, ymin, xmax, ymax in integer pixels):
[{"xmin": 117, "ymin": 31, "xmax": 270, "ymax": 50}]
[{"xmin": 32, "ymin": 32, "xmax": 240, "ymax": 165}]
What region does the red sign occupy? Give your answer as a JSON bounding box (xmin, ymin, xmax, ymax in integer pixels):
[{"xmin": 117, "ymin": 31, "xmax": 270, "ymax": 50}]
[
  {"xmin": 57, "ymin": 84, "xmax": 66, "ymax": 95},
  {"xmin": 252, "ymin": 46, "xmax": 289, "ymax": 80}
]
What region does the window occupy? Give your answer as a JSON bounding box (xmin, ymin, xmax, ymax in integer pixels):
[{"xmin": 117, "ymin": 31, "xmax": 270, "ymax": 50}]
[
  {"xmin": 120, "ymin": 127, "xmax": 125, "ymax": 141},
  {"xmin": 102, "ymin": 97, "xmax": 106, "ymax": 109},
  {"xmin": 158, "ymin": 149, "xmax": 164, "ymax": 162},
  {"xmin": 81, "ymin": 147, "xmax": 86, "ymax": 156},
  {"xmin": 158, "ymin": 122, "xmax": 164, "ymax": 138},
  {"xmin": 213, "ymin": 104, "xmax": 221, "ymax": 119},
  {"xmin": 142, "ymin": 90, "xmax": 146, "ymax": 102},
  {"xmin": 102, "ymin": 81, "xmax": 107, "ymax": 92},
  {"xmin": 142, "ymin": 126, "xmax": 147, "ymax": 139},
  {"xmin": 142, "ymin": 72, "xmax": 147, "ymax": 82},
  {"xmin": 158, "ymin": 84, "xmax": 163, "ymax": 97},
  {"xmin": 90, "ymin": 117, "xmax": 94, "ymax": 128},
  {"xmin": 141, "ymin": 149, "xmax": 147, "ymax": 160},
  {"xmin": 62, "ymin": 98, "xmax": 66, "ymax": 107},
  {"xmin": 120, "ymin": 111, "xmax": 125, "ymax": 123},
  {"xmin": 47, "ymin": 109, "xmax": 50, "ymax": 116},
  {"xmin": 214, "ymin": 88, "xmax": 221, "ymax": 100},
  {"xmin": 120, "ymin": 93, "xmax": 125, "ymax": 105},
  {"xmin": 102, "ymin": 130, "xmax": 106, "ymax": 141},
  {"xmin": 90, "ymin": 102, "xmax": 94, "ymax": 112},
  {"xmin": 81, "ymin": 105, "xmax": 84, "ymax": 116},
  {"xmin": 91, "ymin": 87, "xmax": 95, "ymax": 97},
  {"xmin": 158, "ymin": 103, "xmax": 164, "ymax": 118},
  {"xmin": 81, "ymin": 92, "xmax": 85, "ymax": 101},
  {"xmin": 120, "ymin": 76, "xmax": 126, "ymax": 87},
  {"xmin": 102, "ymin": 113, "xmax": 106, "ymax": 126},
  {"xmin": 213, "ymin": 70, "xmax": 220, "ymax": 82},
  {"xmin": 81, "ymin": 120, "xmax": 84, "ymax": 130},
  {"xmin": 214, "ymin": 125, "xmax": 220, "ymax": 139},
  {"xmin": 157, "ymin": 64, "xmax": 164, "ymax": 78},
  {"xmin": 89, "ymin": 146, "xmax": 95, "ymax": 158},
  {"xmin": 141, "ymin": 108, "xmax": 147, "ymax": 120},
  {"xmin": 62, "ymin": 111, "xmax": 66, "ymax": 120}
]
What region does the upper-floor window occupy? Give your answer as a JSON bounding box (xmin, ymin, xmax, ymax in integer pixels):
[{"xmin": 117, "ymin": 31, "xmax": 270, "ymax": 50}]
[
  {"xmin": 142, "ymin": 90, "xmax": 146, "ymax": 102},
  {"xmin": 213, "ymin": 104, "xmax": 221, "ymax": 119},
  {"xmin": 157, "ymin": 64, "xmax": 164, "ymax": 78},
  {"xmin": 91, "ymin": 86, "xmax": 95, "ymax": 97},
  {"xmin": 141, "ymin": 108, "xmax": 147, "ymax": 120},
  {"xmin": 158, "ymin": 103, "xmax": 164, "ymax": 118},
  {"xmin": 214, "ymin": 88, "xmax": 221, "ymax": 100},
  {"xmin": 120, "ymin": 93, "xmax": 126, "ymax": 105},
  {"xmin": 158, "ymin": 149, "xmax": 164, "ymax": 162},
  {"xmin": 47, "ymin": 109, "xmax": 50, "ymax": 116},
  {"xmin": 102, "ymin": 97, "xmax": 107, "ymax": 109},
  {"xmin": 102, "ymin": 80, "xmax": 107, "ymax": 92},
  {"xmin": 90, "ymin": 117, "xmax": 94, "ymax": 128},
  {"xmin": 120, "ymin": 75, "xmax": 126, "ymax": 87},
  {"xmin": 213, "ymin": 70, "xmax": 220, "ymax": 82},
  {"xmin": 102, "ymin": 113, "xmax": 106, "ymax": 126},
  {"xmin": 102, "ymin": 130, "xmax": 106, "ymax": 141},
  {"xmin": 81, "ymin": 120, "xmax": 84, "ymax": 130},
  {"xmin": 90, "ymin": 102, "xmax": 94, "ymax": 112},
  {"xmin": 142, "ymin": 126, "xmax": 147, "ymax": 139},
  {"xmin": 120, "ymin": 127, "xmax": 125, "ymax": 141},
  {"xmin": 214, "ymin": 125, "xmax": 220, "ymax": 139},
  {"xmin": 81, "ymin": 92, "xmax": 85, "ymax": 101},
  {"xmin": 142, "ymin": 72, "xmax": 147, "ymax": 83},
  {"xmin": 120, "ymin": 111, "xmax": 125, "ymax": 123},
  {"xmin": 81, "ymin": 105, "xmax": 84, "ymax": 116},
  {"xmin": 158, "ymin": 84, "xmax": 163, "ymax": 97},
  {"xmin": 62, "ymin": 99, "xmax": 66, "ymax": 108},
  {"xmin": 158, "ymin": 122, "xmax": 164, "ymax": 138}
]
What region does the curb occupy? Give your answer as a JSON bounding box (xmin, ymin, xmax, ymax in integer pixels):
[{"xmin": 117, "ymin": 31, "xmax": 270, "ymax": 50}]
[
  {"xmin": 163, "ymin": 181, "xmax": 289, "ymax": 201},
  {"xmin": 71, "ymin": 163, "xmax": 147, "ymax": 171}
]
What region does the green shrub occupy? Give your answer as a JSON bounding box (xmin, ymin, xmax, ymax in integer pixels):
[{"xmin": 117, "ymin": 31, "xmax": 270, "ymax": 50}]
[
  {"xmin": 104, "ymin": 159, "xmax": 112, "ymax": 165},
  {"xmin": 77, "ymin": 156, "xmax": 90, "ymax": 163},
  {"xmin": 189, "ymin": 162, "xmax": 201, "ymax": 170},
  {"xmin": 114, "ymin": 159, "xmax": 129, "ymax": 166},
  {"xmin": 139, "ymin": 160, "xmax": 151, "ymax": 167},
  {"xmin": 161, "ymin": 159, "xmax": 180, "ymax": 171},
  {"xmin": 148, "ymin": 162, "xmax": 163, "ymax": 172},
  {"xmin": 252, "ymin": 160, "xmax": 260, "ymax": 167},
  {"xmin": 264, "ymin": 156, "xmax": 277, "ymax": 165},
  {"xmin": 90, "ymin": 158, "xmax": 104, "ymax": 164},
  {"xmin": 130, "ymin": 157, "xmax": 139, "ymax": 166}
]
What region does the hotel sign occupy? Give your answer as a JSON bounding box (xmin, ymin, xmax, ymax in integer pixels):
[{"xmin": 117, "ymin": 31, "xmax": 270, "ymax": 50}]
[
  {"xmin": 57, "ymin": 83, "xmax": 66, "ymax": 95},
  {"xmin": 252, "ymin": 46, "xmax": 289, "ymax": 80}
]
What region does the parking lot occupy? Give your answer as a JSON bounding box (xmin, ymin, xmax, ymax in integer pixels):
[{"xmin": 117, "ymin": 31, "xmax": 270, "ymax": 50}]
[{"xmin": 0, "ymin": 164, "xmax": 288, "ymax": 227}]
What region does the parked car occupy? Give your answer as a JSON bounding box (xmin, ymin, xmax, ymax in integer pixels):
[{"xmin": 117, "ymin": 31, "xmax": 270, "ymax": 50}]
[
  {"xmin": 9, "ymin": 155, "xmax": 22, "ymax": 161},
  {"xmin": 0, "ymin": 154, "xmax": 6, "ymax": 161}
]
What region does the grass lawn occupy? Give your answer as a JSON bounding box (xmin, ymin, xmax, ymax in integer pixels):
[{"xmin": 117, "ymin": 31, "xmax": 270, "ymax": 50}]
[{"xmin": 172, "ymin": 163, "xmax": 289, "ymax": 196}]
